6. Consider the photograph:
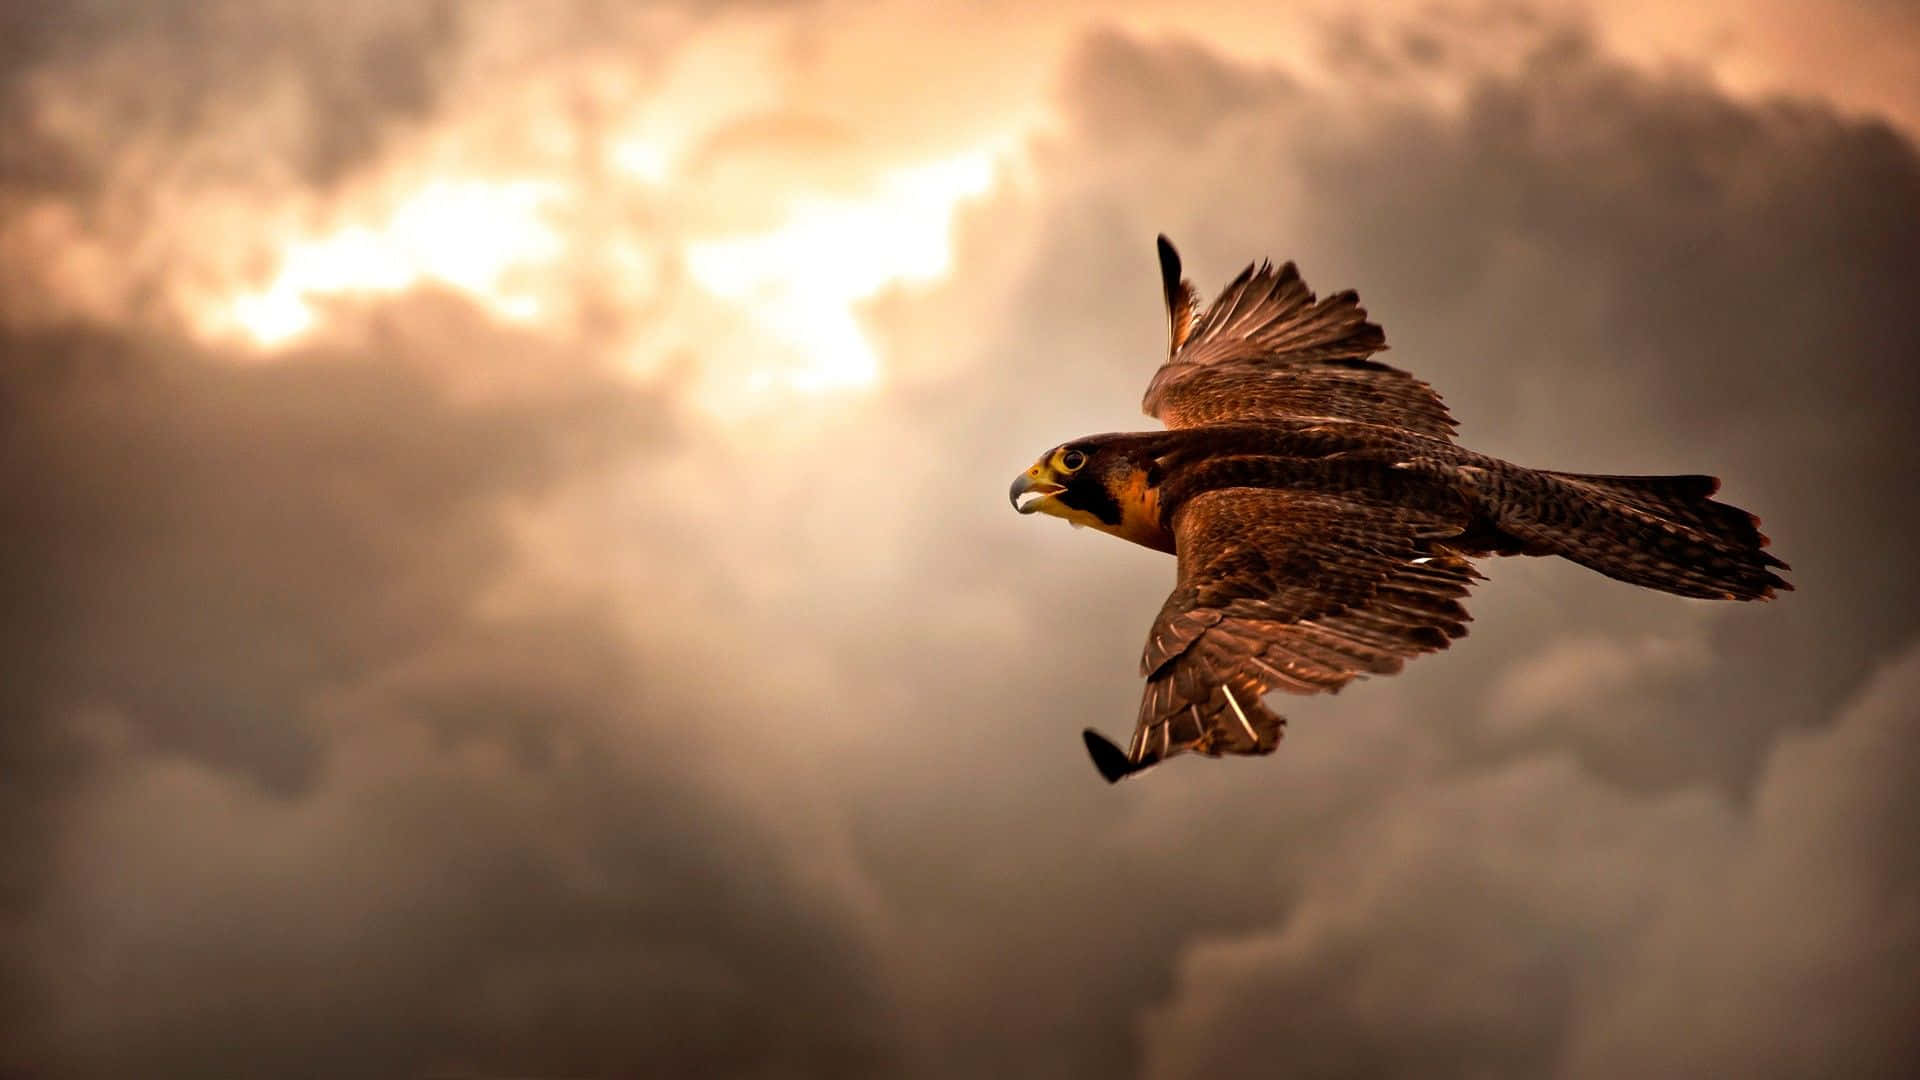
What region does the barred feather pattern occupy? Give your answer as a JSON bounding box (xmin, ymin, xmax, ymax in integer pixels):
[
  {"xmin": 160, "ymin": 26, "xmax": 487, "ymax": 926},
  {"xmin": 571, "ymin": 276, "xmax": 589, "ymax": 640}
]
[
  {"xmin": 1129, "ymin": 487, "xmax": 1479, "ymax": 770},
  {"xmin": 1469, "ymin": 466, "xmax": 1792, "ymax": 601}
]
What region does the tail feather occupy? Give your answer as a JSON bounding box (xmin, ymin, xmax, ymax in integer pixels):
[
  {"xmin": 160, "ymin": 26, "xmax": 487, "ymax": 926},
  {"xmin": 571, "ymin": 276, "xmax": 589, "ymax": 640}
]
[
  {"xmin": 1500, "ymin": 470, "xmax": 1791, "ymax": 601},
  {"xmin": 1545, "ymin": 471, "xmax": 1779, "ymax": 553}
]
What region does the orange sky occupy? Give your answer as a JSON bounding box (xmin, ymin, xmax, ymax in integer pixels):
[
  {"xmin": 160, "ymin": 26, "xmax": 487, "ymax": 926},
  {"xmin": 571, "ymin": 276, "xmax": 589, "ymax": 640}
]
[{"xmin": 9, "ymin": 0, "xmax": 1914, "ymax": 418}]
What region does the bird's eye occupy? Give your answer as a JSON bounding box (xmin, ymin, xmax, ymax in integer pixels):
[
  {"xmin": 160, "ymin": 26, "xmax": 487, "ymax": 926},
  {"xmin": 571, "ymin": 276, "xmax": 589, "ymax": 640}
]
[{"xmin": 1060, "ymin": 450, "xmax": 1087, "ymax": 471}]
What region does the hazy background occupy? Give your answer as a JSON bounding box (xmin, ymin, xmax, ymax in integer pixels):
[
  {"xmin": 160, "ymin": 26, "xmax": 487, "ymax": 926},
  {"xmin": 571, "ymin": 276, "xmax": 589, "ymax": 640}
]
[{"xmin": 4, "ymin": 1, "xmax": 1918, "ymax": 1076}]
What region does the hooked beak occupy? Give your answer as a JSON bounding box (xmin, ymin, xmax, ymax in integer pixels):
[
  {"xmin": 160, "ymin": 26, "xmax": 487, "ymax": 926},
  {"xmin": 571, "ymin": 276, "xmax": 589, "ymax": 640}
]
[{"xmin": 1009, "ymin": 466, "xmax": 1065, "ymax": 514}]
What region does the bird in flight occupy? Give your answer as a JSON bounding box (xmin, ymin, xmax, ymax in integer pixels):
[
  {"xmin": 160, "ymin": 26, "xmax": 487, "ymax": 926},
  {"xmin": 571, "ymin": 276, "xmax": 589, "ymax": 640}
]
[{"xmin": 1010, "ymin": 236, "xmax": 1790, "ymax": 782}]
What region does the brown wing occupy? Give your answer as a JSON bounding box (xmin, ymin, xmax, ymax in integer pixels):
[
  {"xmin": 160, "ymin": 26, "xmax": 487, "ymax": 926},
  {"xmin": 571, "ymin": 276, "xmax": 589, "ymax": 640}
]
[
  {"xmin": 1143, "ymin": 235, "xmax": 1456, "ymax": 439},
  {"xmin": 1097, "ymin": 487, "xmax": 1480, "ymax": 779}
]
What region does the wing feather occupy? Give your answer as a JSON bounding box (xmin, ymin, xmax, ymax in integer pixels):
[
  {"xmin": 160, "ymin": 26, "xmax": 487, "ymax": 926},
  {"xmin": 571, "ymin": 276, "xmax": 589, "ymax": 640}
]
[
  {"xmin": 1158, "ymin": 234, "xmax": 1204, "ymax": 356},
  {"xmin": 1117, "ymin": 488, "xmax": 1478, "ymax": 774},
  {"xmin": 1143, "ymin": 237, "xmax": 1456, "ymax": 438}
]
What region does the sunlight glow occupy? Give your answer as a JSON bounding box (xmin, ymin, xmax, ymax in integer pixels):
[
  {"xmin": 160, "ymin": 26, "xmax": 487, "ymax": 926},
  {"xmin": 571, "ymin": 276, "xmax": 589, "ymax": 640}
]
[
  {"xmin": 226, "ymin": 179, "xmax": 562, "ymax": 346},
  {"xmin": 684, "ymin": 148, "xmax": 997, "ymax": 393},
  {"xmin": 611, "ymin": 138, "xmax": 671, "ymax": 184}
]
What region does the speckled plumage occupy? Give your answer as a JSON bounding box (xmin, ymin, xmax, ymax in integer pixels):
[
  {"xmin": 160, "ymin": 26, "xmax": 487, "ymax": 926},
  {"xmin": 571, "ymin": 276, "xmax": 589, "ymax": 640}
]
[{"xmin": 1013, "ymin": 237, "xmax": 1790, "ymax": 781}]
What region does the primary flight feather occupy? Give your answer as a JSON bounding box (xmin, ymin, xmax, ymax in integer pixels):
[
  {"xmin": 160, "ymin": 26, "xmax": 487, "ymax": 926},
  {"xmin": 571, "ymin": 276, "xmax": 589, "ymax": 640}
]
[{"xmin": 1010, "ymin": 236, "xmax": 1790, "ymax": 782}]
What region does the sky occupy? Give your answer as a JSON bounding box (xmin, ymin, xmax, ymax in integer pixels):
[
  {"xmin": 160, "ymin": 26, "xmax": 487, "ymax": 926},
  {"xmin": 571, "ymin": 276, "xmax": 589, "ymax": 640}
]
[{"xmin": 3, "ymin": 1, "xmax": 1918, "ymax": 1076}]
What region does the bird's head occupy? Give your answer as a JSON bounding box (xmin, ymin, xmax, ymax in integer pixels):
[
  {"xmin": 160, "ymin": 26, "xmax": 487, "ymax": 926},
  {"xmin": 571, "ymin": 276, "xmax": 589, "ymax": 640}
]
[{"xmin": 1009, "ymin": 435, "xmax": 1174, "ymax": 553}]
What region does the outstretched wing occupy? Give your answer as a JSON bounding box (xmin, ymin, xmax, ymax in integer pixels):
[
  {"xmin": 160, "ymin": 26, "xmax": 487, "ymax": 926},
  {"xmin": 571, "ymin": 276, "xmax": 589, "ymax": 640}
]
[
  {"xmin": 1085, "ymin": 487, "xmax": 1480, "ymax": 781},
  {"xmin": 1142, "ymin": 235, "xmax": 1457, "ymax": 439}
]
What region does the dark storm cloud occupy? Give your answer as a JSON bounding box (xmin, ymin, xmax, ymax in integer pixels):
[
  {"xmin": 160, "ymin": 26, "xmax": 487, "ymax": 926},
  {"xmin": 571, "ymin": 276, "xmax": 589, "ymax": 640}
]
[
  {"xmin": 0, "ymin": 299, "xmax": 661, "ymax": 791},
  {"xmin": 0, "ymin": 0, "xmax": 463, "ymax": 192},
  {"xmin": 1144, "ymin": 645, "xmax": 1920, "ymax": 1080},
  {"xmin": 22, "ymin": 613, "xmax": 899, "ymax": 1078},
  {"xmin": 0, "ymin": 296, "xmax": 901, "ymax": 1075},
  {"xmin": 1059, "ymin": 28, "xmax": 1296, "ymax": 145}
]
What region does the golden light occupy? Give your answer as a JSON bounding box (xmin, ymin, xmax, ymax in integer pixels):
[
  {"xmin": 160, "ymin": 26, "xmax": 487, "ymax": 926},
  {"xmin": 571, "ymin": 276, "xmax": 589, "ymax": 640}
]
[
  {"xmin": 224, "ymin": 178, "xmax": 563, "ymax": 346},
  {"xmin": 683, "ymin": 148, "xmax": 999, "ymax": 395},
  {"xmin": 610, "ymin": 138, "xmax": 671, "ymax": 185},
  {"xmin": 192, "ymin": 21, "xmax": 1014, "ymax": 423}
]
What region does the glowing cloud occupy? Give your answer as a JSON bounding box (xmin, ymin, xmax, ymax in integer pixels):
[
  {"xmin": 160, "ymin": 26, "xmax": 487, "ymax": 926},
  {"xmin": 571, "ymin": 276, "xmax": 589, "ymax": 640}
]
[
  {"xmin": 684, "ymin": 148, "xmax": 999, "ymax": 394},
  {"xmin": 224, "ymin": 179, "xmax": 563, "ymax": 346}
]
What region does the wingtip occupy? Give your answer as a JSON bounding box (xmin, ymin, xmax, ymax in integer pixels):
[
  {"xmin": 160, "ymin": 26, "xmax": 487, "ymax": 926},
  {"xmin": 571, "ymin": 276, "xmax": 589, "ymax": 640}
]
[
  {"xmin": 1156, "ymin": 234, "xmax": 1181, "ymax": 284},
  {"xmin": 1083, "ymin": 728, "xmax": 1140, "ymax": 784}
]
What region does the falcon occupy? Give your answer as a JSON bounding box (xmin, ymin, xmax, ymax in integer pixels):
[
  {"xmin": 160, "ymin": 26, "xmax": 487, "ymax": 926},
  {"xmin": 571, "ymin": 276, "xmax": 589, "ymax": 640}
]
[{"xmin": 1010, "ymin": 236, "xmax": 1790, "ymax": 782}]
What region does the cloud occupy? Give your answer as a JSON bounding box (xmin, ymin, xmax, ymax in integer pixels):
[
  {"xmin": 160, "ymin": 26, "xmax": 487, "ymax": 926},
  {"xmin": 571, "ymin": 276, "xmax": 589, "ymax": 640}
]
[
  {"xmin": 0, "ymin": 295, "xmax": 909, "ymax": 1074},
  {"xmin": 1, "ymin": 1, "xmax": 462, "ymax": 194},
  {"xmin": 1058, "ymin": 27, "xmax": 1298, "ymax": 146},
  {"xmin": 0, "ymin": 299, "xmax": 663, "ymax": 787},
  {"xmin": 1565, "ymin": 639, "xmax": 1920, "ymax": 1077},
  {"xmin": 15, "ymin": 611, "xmax": 901, "ymax": 1077},
  {"xmin": 3, "ymin": 4, "xmax": 1918, "ymax": 1078},
  {"xmin": 1142, "ymin": 640, "xmax": 1920, "ymax": 1079}
]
